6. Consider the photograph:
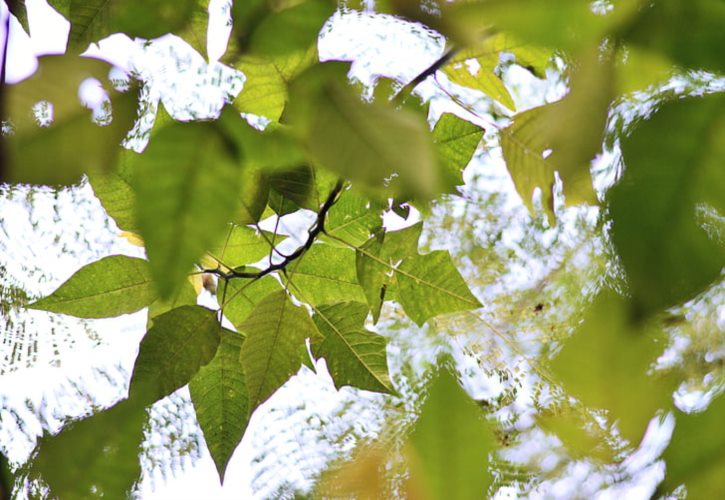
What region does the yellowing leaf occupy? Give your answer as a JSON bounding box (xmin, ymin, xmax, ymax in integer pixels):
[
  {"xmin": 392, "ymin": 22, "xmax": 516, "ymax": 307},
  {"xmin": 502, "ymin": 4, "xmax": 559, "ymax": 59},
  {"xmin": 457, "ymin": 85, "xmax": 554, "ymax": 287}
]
[
  {"xmin": 444, "ymin": 62, "xmax": 516, "ymax": 111},
  {"xmin": 29, "ymin": 255, "xmax": 157, "ymax": 318}
]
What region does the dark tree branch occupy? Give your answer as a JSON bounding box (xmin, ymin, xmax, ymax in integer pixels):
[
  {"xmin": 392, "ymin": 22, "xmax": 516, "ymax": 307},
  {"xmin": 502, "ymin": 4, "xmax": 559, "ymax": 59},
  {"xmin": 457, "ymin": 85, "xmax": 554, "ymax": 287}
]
[
  {"xmin": 203, "ymin": 179, "xmax": 345, "ymax": 282},
  {"xmin": 393, "ymin": 46, "xmax": 460, "ymax": 104}
]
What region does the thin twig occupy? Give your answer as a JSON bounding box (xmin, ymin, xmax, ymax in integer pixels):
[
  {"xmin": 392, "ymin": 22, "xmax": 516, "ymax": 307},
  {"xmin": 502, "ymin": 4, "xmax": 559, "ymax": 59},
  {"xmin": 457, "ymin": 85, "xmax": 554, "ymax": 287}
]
[
  {"xmin": 393, "ymin": 46, "xmax": 460, "ymax": 104},
  {"xmin": 203, "ymin": 179, "xmax": 345, "ymax": 281}
]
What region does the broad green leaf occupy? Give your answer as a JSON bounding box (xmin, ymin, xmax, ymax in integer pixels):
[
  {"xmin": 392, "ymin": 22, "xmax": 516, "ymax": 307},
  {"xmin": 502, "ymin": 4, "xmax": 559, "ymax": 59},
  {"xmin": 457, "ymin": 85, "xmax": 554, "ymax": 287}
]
[
  {"xmin": 178, "ymin": 0, "xmax": 210, "ymax": 58},
  {"xmin": 311, "ymin": 302, "xmax": 393, "ymax": 393},
  {"xmin": 287, "ymin": 244, "xmax": 366, "ymax": 305},
  {"xmin": 443, "ymin": 62, "xmax": 516, "ymax": 112},
  {"xmin": 663, "ymin": 395, "xmax": 725, "ymax": 497},
  {"xmin": 433, "ymin": 113, "xmax": 484, "ymax": 191},
  {"xmin": 235, "ymin": 167, "xmax": 270, "ymax": 224},
  {"xmin": 29, "ymin": 255, "xmax": 156, "ymax": 318},
  {"xmin": 287, "ymin": 62, "xmax": 441, "ymax": 199},
  {"xmin": 30, "ymin": 398, "xmax": 148, "ymax": 500},
  {"xmin": 267, "ymin": 165, "xmax": 319, "ymax": 212},
  {"xmin": 233, "ymin": 46, "xmax": 317, "ymax": 121},
  {"xmin": 407, "ymin": 367, "xmax": 495, "ymax": 500},
  {"xmin": 48, "ymin": 0, "xmax": 198, "ymax": 52},
  {"xmin": 448, "ymin": 0, "xmax": 639, "ymax": 50},
  {"xmin": 129, "ymin": 305, "xmax": 221, "ymax": 403},
  {"xmin": 551, "ymin": 292, "xmax": 674, "ymax": 445},
  {"xmin": 624, "ymin": 0, "xmax": 725, "ymax": 74},
  {"xmin": 608, "ymin": 93, "xmax": 725, "ymax": 316},
  {"xmin": 147, "ymin": 278, "xmax": 198, "ymax": 327},
  {"xmin": 356, "ymin": 223, "xmax": 423, "ymax": 322},
  {"xmin": 3, "ymin": 56, "xmax": 138, "ymax": 186},
  {"xmin": 323, "ymin": 190, "xmax": 382, "ymax": 248},
  {"xmin": 208, "ymin": 225, "xmax": 280, "ymax": 268},
  {"xmin": 219, "ymin": 276, "xmax": 281, "ymax": 329},
  {"xmin": 501, "ymin": 49, "xmax": 612, "ymax": 222},
  {"xmin": 189, "ymin": 328, "xmax": 249, "ymax": 483},
  {"xmin": 131, "ymin": 108, "xmax": 242, "ymax": 299},
  {"xmin": 88, "ymin": 170, "xmax": 137, "ymax": 232},
  {"xmin": 247, "ymin": 0, "xmax": 335, "ymax": 57},
  {"xmin": 239, "ymin": 291, "xmax": 321, "ymax": 412},
  {"xmin": 396, "ymin": 250, "xmax": 481, "ymax": 326}
]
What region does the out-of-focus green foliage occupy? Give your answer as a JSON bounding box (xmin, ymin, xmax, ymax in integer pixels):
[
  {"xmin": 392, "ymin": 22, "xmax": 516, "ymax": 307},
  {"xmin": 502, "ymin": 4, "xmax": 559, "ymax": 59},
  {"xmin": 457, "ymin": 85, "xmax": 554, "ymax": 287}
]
[{"xmin": 1, "ymin": 0, "xmax": 723, "ymax": 497}]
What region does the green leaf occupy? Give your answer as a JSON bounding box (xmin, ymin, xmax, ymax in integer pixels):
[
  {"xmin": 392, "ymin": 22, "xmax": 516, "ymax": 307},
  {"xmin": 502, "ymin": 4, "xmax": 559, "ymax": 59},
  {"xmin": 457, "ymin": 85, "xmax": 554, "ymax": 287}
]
[
  {"xmin": 7, "ymin": 0, "xmax": 30, "ymax": 34},
  {"xmin": 88, "ymin": 170, "xmax": 137, "ymax": 232},
  {"xmin": 501, "ymin": 50, "xmax": 612, "ymax": 222},
  {"xmin": 208, "ymin": 225, "xmax": 280, "ymax": 268},
  {"xmin": 131, "ymin": 108, "xmax": 242, "ymax": 299},
  {"xmin": 443, "ymin": 62, "xmax": 516, "ymax": 112},
  {"xmin": 3, "ymin": 55, "xmax": 138, "ymax": 186},
  {"xmin": 323, "ymin": 190, "xmax": 382, "ymax": 248},
  {"xmin": 407, "ymin": 367, "xmax": 495, "ymax": 500},
  {"xmin": 433, "ymin": 113, "xmax": 484, "ymax": 192},
  {"xmin": 608, "ymin": 93, "xmax": 725, "ymax": 316},
  {"xmin": 287, "ymin": 62, "xmax": 441, "ymax": 199},
  {"xmin": 551, "ymin": 291, "xmax": 674, "ymax": 445},
  {"xmin": 624, "ymin": 0, "xmax": 725, "ymax": 74},
  {"xmin": 28, "ymin": 255, "xmax": 157, "ymax": 318},
  {"xmin": 30, "ymin": 398, "xmax": 148, "ymax": 500},
  {"xmin": 663, "ymin": 394, "xmax": 725, "ymax": 497},
  {"xmin": 396, "ymin": 250, "xmax": 481, "ymax": 326},
  {"xmin": 235, "ymin": 167, "xmax": 270, "ymax": 224},
  {"xmin": 311, "ymin": 302, "xmax": 393, "ymax": 393},
  {"xmin": 267, "ymin": 165, "xmax": 319, "ymax": 212},
  {"xmin": 219, "ymin": 276, "xmax": 281, "ymax": 329},
  {"xmin": 48, "ymin": 0, "xmax": 199, "ymax": 52},
  {"xmin": 247, "ymin": 0, "xmax": 335, "ymax": 57},
  {"xmin": 147, "ymin": 278, "xmax": 198, "ymax": 328},
  {"xmin": 356, "ymin": 223, "xmax": 423, "ymax": 323},
  {"xmin": 287, "ymin": 244, "xmax": 366, "ymax": 306},
  {"xmin": 129, "ymin": 305, "xmax": 221, "ymax": 403},
  {"xmin": 239, "ymin": 291, "xmax": 321, "ymax": 412},
  {"xmin": 189, "ymin": 328, "xmax": 249, "ymax": 483},
  {"xmin": 233, "ymin": 46, "xmax": 317, "ymax": 121},
  {"xmin": 178, "ymin": 0, "xmax": 210, "ymax": 58}
]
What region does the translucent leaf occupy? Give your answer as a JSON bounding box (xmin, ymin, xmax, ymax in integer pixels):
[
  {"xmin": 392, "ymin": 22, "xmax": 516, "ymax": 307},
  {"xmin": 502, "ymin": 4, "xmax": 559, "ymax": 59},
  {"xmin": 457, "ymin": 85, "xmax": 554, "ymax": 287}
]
[
  {"xmin": 131, "ymin": 108, "xmax": 242, "ymax": 299},
  {"xmin": 501, "ymin": 50, "xmax": 612, "ymax": 222},
  {"xmin": 443, "ymin": 62, "xmax": 516, "ymax": 111},
  {"xmin": 396, "ymin": 250, "xmax": 481, "ymax": 326},
  {"xmin": 433, "ymin": 113, "xmax": 484, "ymax": 191},
  {"xmin": 238, "ymin": 291, "xmax": 321, "ymax": 412},
  {"xmin": 129, "ymin": 305, "xmax": 221, "ymax": 403},
  {"xmin": 189, "ymin": 328, "xmax": 249, "ymax": 483},
  {"xmin": 287, "ymin": 244, "xmax": 366, "ymax": 306},
  {"xmin": 207, "ymin": 225, "xmax": 280, "ymax": 268},
  {"xmin": 219, "ymin": 276, "xmax": 281, "ymax": 329},
  {"xmin": 233, "ymin": 46, "xmax": 317, "ymax": 121},
  {"xmin": 551, "ymin": 292, "xmax": 674, "ymax": 445},
  {"xmin": 323, "ymin": 190, "xmax": 382, "ymax": 248},
  {"xmin": 609, "ymin": 93, "xmax": 725, "ymax": 316},
  {"xmin": 267, "ymin": 165, "xmax": 319, "ymax": 212},
  {"xmin": 407, "ymin": 367, "xmax": 495, "ymax": 500},
  {"xmin": 355, "ymin": 223, "xmax": 422, "ymax": 323},
  {"xmin": 28, "ymin": 255, "xmax": 157, "ymax": 318},
  {"xmin": 30, "ymin": 398, "xmax": 148, "ymax": 500},
  {"xmin": 3, "ymin": 56, "xmax": 138, "ymax": 186},
  {"xmin": 178, "ymin": 0, "xmax": 210, "ymax": 59},
  {"xmin": 287, "ymin": 62, "xmax": 441, "ymax": 199},
  {"xmin": 311, "ymin": 302, "xmax": 393, "ymax": 393},
  {"xmin": 147, "ymin": 278, "xmax": 198, "ymax": 328},
  {"xmin": 88, "ymin": 170, "xmax": 137, "ymax": 232},
  {"xmin": 48, "ymin": 0, "xmax": 198, "ymax": 52},
  {"xmin": 663, "ymin": 394, "xmax": 725, "ymax": 497}
]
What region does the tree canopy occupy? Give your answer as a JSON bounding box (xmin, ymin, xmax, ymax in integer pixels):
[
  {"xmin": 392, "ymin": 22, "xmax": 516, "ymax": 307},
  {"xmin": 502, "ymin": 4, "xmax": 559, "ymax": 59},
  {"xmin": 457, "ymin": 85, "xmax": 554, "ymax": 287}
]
[{"xmin": 0, "ymin": 0, "xmax": 723, "ymax": 498}]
